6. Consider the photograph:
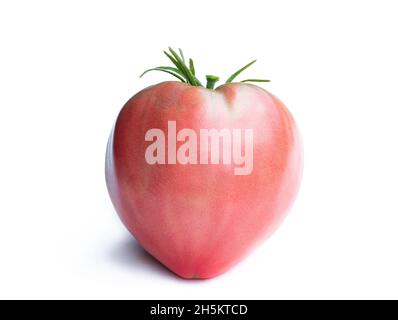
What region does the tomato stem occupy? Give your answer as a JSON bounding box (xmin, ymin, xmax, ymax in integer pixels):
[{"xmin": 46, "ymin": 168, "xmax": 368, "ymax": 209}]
[
  {"xmin": 206, "ymin": 75, "xmax": 219, "ymax": 89},
  {"xmin": 140, "ymin": 47, "xmax": 271, "ymax": 89}
]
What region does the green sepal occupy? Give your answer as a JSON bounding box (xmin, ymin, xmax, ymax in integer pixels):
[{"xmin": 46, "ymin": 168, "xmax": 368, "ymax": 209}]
[
  {"xmin": 241, "ymin": 79, "xmax": 271, "ymax": 83},
  {"xmin": 226, "ymin": 60, "xmax": 257, "ymax": 83},
  {"xmin": 140, "ymin": 66, "xmax": 186, "ymax": 82}
]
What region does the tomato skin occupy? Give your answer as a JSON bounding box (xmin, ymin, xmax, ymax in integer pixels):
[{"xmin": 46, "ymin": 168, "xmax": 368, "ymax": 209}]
[{"xmin": 106, "ymin": 81, "xmax": 303, "ymax": 279}]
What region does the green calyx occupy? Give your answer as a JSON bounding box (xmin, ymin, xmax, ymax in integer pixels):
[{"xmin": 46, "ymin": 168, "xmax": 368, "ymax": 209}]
[{"xmin": 140, "ymin": 47, "xmax": 271, "ymax": 90}]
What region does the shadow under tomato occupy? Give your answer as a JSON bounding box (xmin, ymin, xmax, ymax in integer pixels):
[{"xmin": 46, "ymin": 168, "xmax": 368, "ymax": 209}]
[{"xmin": 109, "ymin": 235, "xmax": 183, "ymax": 280}]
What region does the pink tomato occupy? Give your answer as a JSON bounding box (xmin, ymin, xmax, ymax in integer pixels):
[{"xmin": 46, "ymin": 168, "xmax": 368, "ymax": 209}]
[{"xmin": 106, "ymin": 48, "xmax": 303, "ymax": 278}]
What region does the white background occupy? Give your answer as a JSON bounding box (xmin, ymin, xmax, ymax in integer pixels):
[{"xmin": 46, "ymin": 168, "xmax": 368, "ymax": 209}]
[{"xmin": 0, "ymin": 0, "xmax": 397, "ymax": 300}]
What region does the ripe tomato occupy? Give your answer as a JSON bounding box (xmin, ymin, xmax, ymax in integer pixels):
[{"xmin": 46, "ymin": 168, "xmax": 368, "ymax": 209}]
[{"xmin": 106, "ymin": 48, "xmax": 303, "ymax": 278}]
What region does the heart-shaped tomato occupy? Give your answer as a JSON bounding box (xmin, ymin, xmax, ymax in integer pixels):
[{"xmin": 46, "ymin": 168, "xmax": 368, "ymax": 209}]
[{"xmin": 106, "ymin": 48, "xmax": 303, "ymax": 278}]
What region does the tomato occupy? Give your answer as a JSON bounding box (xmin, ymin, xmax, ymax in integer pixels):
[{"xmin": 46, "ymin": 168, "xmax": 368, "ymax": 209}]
[{"xmin": 106, "ymin": 48, "xmax": 303, "ymax": 279}]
